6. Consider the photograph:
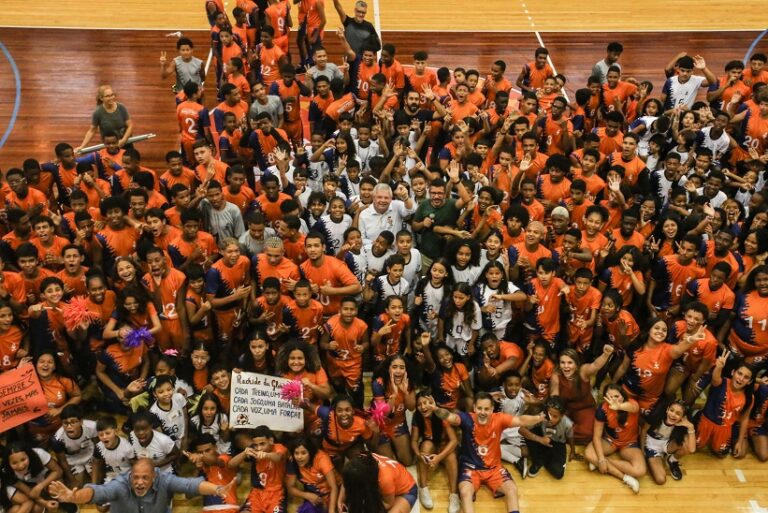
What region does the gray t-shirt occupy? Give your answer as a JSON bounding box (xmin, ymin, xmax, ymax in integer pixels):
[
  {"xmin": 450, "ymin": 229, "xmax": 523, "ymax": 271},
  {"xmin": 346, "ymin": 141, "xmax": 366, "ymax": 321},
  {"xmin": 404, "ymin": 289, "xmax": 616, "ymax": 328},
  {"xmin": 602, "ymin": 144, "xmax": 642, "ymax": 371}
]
[
  {"xmin": 308, "ymin": 63, "xmax": 344, "ymax": 83},
  {"xmin": 173, "ymin": 55, "xmax": 204, "ymax": 90},
  {"xmin": 343, "ymin": 16, "xmax": 380, "ymax": 56},
  {"xmin": 200, "ymin": 199, "xmax": 245, "ymax": 242},
  {"xmin": 591, "ymin": 60, "xmax": 621, "ymax": 84},
  {"xmin": 92, "ymin": 103, "xmax": 130, "ymax": 138},
  {"xmin": 249, "ymin": 95, "xmax": 284, "ymax": 128}
]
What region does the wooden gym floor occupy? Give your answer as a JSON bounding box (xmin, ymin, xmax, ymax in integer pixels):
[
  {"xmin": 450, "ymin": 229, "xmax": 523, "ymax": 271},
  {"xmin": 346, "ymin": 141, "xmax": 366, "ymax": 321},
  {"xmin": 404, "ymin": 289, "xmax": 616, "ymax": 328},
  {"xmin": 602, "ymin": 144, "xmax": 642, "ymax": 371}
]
[{"xmin": 0, "ymin": 1, "xmax": 767, "ymax": 512}]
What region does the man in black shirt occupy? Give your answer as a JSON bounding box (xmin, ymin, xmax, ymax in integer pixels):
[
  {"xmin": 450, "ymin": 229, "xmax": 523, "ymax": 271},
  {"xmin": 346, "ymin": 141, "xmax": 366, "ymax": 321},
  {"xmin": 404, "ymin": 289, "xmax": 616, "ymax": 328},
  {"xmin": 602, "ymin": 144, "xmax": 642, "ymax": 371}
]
[{"xmin": 332, "ymin": 0, "xmax": 381, "ymax": 56}]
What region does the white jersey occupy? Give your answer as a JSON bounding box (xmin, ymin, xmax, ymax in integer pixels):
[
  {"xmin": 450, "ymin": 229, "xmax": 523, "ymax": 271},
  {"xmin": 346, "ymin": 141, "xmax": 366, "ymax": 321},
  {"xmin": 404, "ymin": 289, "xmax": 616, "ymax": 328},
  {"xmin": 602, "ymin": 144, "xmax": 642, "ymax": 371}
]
[
  {"xmin": 475, "ymin": 282, "xmax": 519, "ymax": 334},
  {"xmin": 354, "ymin": 140, "xmax": 381, "ymax": 173},
  {"xmin": 93, "ymin": 437, "xmax": 135, "ymax": 482},
  {"xmin": 400, "ymin": 249, "xmax": 422, "ymax": 294},
  {"xmin": 313, "ymin": 214, "xmax": 353, "ymax": 255},
  {"xmin": 418, "ymin": 280, "xmax": 447, "ymax": 335},
  {"xmin": 372, "ymin": 276, "xmax": 410, "ymax": 305},
  {"xmin": 342, "ymin": 250, "xmax": 368, "ymax": 284},
  {"xmin": 52, "ymin": 419, "xmax": 98, "ymax": 469},
  {"xmin": 129, "ymin": 430, "xmax": 176, "ymax": 473},
  {"xmin": 190, "ymin": 413, "xmax": 232, "ymax": 455},
  {"xmin": 150, "ymin": 393, "xmax": 188, "ymax": 447},
  {"xmin": 629, "ymin": 116, "xmax": 658, "ymax": 157},
  {"xmin": 698, "ymin": 127, "xmax": 730, "ymax": 162},
  {"xmin": 452, "ymin": 264, "xmax": 482, "ymax": 286},
  {"xmin": 662, "ymin": 75, "xmax": 706, "ymax": 110},
  {"xmin": 14, "ymin": 448, "xmax": 50, "ymax": 483},
  {"xmin": 444, "ymin": 300, "xmax": 482, "ymax": 356},
  {"xmin": 363, "ymin": 244, "xmax": 395, "ymax": 275}
]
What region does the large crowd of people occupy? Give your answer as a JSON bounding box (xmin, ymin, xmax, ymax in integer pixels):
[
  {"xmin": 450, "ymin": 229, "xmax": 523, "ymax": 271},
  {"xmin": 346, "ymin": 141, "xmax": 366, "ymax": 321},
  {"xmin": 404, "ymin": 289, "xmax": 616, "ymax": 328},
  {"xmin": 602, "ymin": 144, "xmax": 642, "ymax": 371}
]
[{"xmin": 1, "ymin": 1, "xmax": 768, "ymax": 513}]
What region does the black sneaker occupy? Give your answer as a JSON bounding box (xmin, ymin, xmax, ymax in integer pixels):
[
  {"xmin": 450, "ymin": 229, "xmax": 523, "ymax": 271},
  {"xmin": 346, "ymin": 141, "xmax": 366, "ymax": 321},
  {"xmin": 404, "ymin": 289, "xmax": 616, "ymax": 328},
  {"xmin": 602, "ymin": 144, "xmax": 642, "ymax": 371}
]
[
  {"xmin": 667, "ymin": 456, "xmax": 683, "ymax": 480},
  {"xmin": 527, "ymin": 464, "xmax": 541, "ymax": 478},
  {"xmin": 514, "ymin": 457, "xmax": 528, "ymax": 478}
]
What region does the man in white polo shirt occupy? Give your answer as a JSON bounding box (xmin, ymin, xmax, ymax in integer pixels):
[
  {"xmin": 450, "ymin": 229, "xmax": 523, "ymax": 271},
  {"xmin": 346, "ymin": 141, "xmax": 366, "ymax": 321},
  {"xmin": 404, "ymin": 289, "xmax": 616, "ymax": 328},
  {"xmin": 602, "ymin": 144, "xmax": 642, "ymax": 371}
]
[{"xmin": 358, "ymin": 183, "xmax": 415, "ymax": 244}]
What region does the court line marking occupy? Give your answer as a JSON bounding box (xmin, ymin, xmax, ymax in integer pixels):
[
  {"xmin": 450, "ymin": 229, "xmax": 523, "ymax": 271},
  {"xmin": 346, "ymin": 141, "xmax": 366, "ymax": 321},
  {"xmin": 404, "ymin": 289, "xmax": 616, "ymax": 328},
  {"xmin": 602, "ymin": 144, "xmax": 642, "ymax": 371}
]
[
  {"xmin": 0, "ymin": 24, "xmax": 762, "ymax": 33},
  {"xmin": 750, "ymin": 500, "xmax": 768, "ymax": 513},
  {"xmin": 735, "ymin": 468, "xmax": 747, "ymax": 482},
  {"xmin": 518, "ymin": 0, "xmax": 569, "ymax": 101},
  {"xmin": 372, "ymin": 0, "xmax": 382, "ymax": 36},
  {"xmin": 0, "ymin": 40, "xmax": 21, "ymax": 150},
  {"xmin": 743, "ymin": 28, "xmax": 768, "ymax": 62}
]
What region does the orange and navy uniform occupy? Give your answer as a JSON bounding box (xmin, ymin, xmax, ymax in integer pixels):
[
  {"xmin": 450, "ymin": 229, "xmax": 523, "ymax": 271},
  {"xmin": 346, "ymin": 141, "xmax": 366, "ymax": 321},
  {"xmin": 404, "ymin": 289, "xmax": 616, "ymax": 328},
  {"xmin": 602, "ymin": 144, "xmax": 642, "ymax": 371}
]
[
  {"xmin": 31, "ymin": 236, "xmax": 70, "ymax": 271},
  {"xmin": 269, "ymin": 80, "xmax": 309, "ymax": 144},
  {"xmin": 703, "ymin": 241, "xmax": 743, "ymax": 289},
  {"xmin": 371, "ymin": 378, "xmax": 410, "ymax": 439},
  {"xmin": 210, "ymin": 100, "xmax": 250, "ymax": 142},
  {"xmin": 593, "ymin": 127, "xmax": 624, "ymax": 156},
  {"xmin": 186, "ymin": 287, "xmax": 214, "ymax": 345},
  {"xmin": 622, "ymin": 342, "xmax": 675, "ymax": 414},
  {"xmin": 251, "ymin": 254, "xmax": 300, "ymax": 295},
  {"xmin": 96, "ymin": 225, "xmax": 139, "ymax": 274},
  {"xmin": 5, "ymin": 188, "xmax": 49, "ymax": 215},
  {"xmin": 608, "ymin": 152, "xmax": 648, "ymax": 189},
  {"xmin": 456, "ymin": 412, "xmax": 514, "ymax": 493},
  {"xmin": 610, "ymin": 229, "xmax": 646, "ymax": 252},
  {"xmin": 77, "ymin": 178, "xmax": 112, "ymax": 209},
  {"xmin": 530, "ymin": 358, "xmax": 555, "ymax": 400},
  {"xmin": 707, "ymin": 76, "xmax": 751, "ymax": 110},
  {"xmin": 308, "ymin": 93, "xmax": 334, "ymax": 129},
  {"xmin": 483, "ymin": 76, "xmax": 514, "ymax": 107},
  {"xmin": 252, "ymin": 294, "xmax": 290, "ymax": 344},
  {"xmin": 248, "ymin": 128, "xmax": 290, "ymax": 170},
  {"xmin": 685, "ymin": 278, "xmax": 735, "ymax": 320},
  {"xmin": 599, "ymin": 265, "xmax": 644, "ymax": 307},
  {"xmin": 246, "ymin": 443, "xmax": 287, "ymax": 513},
  {"xmin": 168, "ymin": 232, "xmax": 218, "ymax": 269},
  {"xmin": 524, "ymin": 276, "xmax": 565, "ymax": 344},
  {"xmin": 150, "ymin": 226, "xmax": 181, "ymax": 253},
  {"xmin": 283, "ymin": 368, "xmax": 328, "ymax": 433},
  {"xmin": 283, "ymin": 298, "xmax": 324, "ymax": 345},
  {"xmin": 43, "ymin": 161, "xmax": 79, "ymax": 202},
  {"xmin": 601, "ymin": 81, "xmax": 637, "ymax": 114},
  {"xmin": 740, "ymin": 109, "xmax": 768, "ymax": 154},
  {"xmin": 538, "ymin": 114, "xmax": 574, "ymax": 155},
  {"xmin": 60, "ymin": 207, "xmax": 102, "ymax": 240},
  {"xmin": 324, "ymin": 93, "xmax": 357, "ymax": 125},
  {"xmin": 254, "ymin": 192, "xmax": 292, "ymax": 223},
  {"xmin": 177, "ymin": 100, "xmax": 210, "ymax": 162},
  {"xmin": 508, "ymin": 243, "xmax": 558, "ymax": 279},
  {"xmin": 286, "ymin": 449, "xmax": 335, "ymax": 503},
  {"xmin": 114, "ymin": 167, "xmax": 162, "ymax": 194},
  {"xmin": 255, "ymin": 43, "xmax": 285, "ymax": 87},
  {"xmin": 142, "ymin": 268, "xmax": 186, "ymax": 351},
  {"xmin": 595, "ymin": 398, "xmax": 640, "ymax": 448},
  {"xmin": 29, "ymin": 302, "xmax": 70, "ymax": 360},
  {"xmin": 323, "ymin": 314, "xmax": 368, "ymax": 388},
  {"xmin": 98, "ymin": 343, "xmax": 147, "ymax": 400},
  {"xmin": 300, "ymin": 257, "xmax": 360, "ymax": 316},
  {"xmin": 205, "ymin": 255, "xmax": 251, "ymax": 340},
  {"xmin": 448, "ymin": 99, "xmax": 479, "ymax": 125},
  {"xmin": 565, "ymin": 198, "xmax": 594, "ymax": 231},
  {"xmin": 406, "ymin": 69, "xmax": 439, "ymax": 109},
  {"xmin": 371, "ymin": 313, "xmax": 409, "ymax": 363},
  {"xmin": 195, "ymin": 160, "xmax": 230, "ymax": 188},
  {"xmin": 0, "ymin": 271, "xmax": 27, "ymax": 305},
  {"xmin": 571, "ymin": 171, "xmax": 605, "ymax": 203},
  {"xmin": 86, "ymin": 291, "xmax": 117, "ymax": 352},
  {"xmin": 349, "ymin": 57, "xmax": 378, "ymax": 102},
  {"xmin": 602, "ymin": 309, "xmax": 640, "ymax": 349},
  {"xmin": 520, "ymin": 61, "xmax": 553, "ymax": 90},
  {"xmin": 650, "ymin": 255, "xmax": 706, "ymax": 311},
  {"xmin": 748, "ymin": 383, "xmax": 768, "ymax": 436},
  {"xmin": 669, "ymin": 320, "xmax": 717, "ymax": 376},
  {"xmin": 0, "ymin": 325, "xmax": 24, "ymax": 371},
  {"xmin": 56, "ymin": 268, "xmax": 88, "ymax": 297},
  {"xmin": 265, "ymin": 0, "xmax": 291, "ymax": 53},
  {"xmin": 374, "ymin": 453, "xmax": 416, "ymax": 497},
  {"xmin": 537, "ymin": 174, "xmax": 571, "ymax": 204},
  {"xmin": 28, "ymin": 374, "xmax": 79, "ymax": 436},
  {"xmin": 315, "ymin": 405, "xmax": 373, "ymax": 456},
  {"xmin": 521, "ymin": 199, "xmax": 545, "ymax": 223},
  {"xmin": 697, "ymin": 378, "xmax": 749, "ymax": 455},
  {"xmin": 380, "ymin": 58, "xmax": 406, "ymax": 92},
  {"xmin": 428, "ymin": 361, "xmax": 469, "ymax": 410},
  {"xmin": 200, "ymin": 455, "xmax": 239, "ymax": 513},
  {"xmin": 223, "ymin": 184, "xmax": 257, "ymax": 215},
  {"xmin": 22, "ymin": 268, "xmax": 56, "ymax": 304},
  {"xmin": 566, "ymin": 285, "xmax": 602, "ymax": 352},
  {"xmin": 728, "ymin": 290, "xmax": 768, "ymax": 359}
]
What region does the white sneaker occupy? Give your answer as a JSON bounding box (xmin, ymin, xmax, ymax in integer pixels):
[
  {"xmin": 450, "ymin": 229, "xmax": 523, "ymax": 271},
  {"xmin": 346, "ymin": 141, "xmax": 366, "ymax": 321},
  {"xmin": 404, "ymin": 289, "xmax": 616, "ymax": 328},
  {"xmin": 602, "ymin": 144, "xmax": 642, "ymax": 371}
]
[
  {"xmin": 448, "ymin": 493, "xmax": 461, "ymax": 513},
  {"xmin": 588, "ymin": 462, "xmax": 596, "ymax": 471},
  {"xmin": 623, "ymin": 475, "xmax": 640, "ymax": 494},
  {"xmin": 419, "ymin": 487, "xmax": 434, "ymax": 509}
]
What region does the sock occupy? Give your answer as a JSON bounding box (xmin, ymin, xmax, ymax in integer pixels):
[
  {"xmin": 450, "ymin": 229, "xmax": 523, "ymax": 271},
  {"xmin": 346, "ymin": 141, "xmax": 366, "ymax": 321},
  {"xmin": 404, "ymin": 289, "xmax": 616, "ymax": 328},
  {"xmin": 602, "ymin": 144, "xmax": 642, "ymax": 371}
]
[{"xmin": 668, "ymin": 455, "xmax": 678, "ymax": 463}]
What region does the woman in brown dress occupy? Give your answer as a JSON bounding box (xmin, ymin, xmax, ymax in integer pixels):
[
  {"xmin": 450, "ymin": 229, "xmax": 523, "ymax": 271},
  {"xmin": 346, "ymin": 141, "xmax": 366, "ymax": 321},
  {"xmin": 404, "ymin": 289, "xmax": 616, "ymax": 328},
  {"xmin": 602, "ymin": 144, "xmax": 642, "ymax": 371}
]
[{"xmin": 550, "ymin": 345, "xmax": 614, "ymax": 444}]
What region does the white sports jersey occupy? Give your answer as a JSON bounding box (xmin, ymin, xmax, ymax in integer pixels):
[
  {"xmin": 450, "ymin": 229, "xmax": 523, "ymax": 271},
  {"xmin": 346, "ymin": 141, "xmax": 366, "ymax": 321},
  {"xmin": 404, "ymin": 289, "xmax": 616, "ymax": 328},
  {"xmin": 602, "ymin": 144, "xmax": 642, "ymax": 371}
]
[
  {"xmin": 372, "ymin": 276, "xmax": 410, "ymax": 305},
  {"xmin": 363, "ymin": 244, "xmax": 395, "ymax": 275},
  {"xmin": 444, "ymin": 300, "xmax": 482, "ymax": 355},
  {"xmin": 93, "ymin": 436, "xmax": 135, "ymax": 481},
  {"xmin": 313, "ymin": 214, "xmax": 352, "ymax": 255},
  {"xmin": 662, "ymin": 75, "xmax": 706, "ymax": 110},
  {"xmin": 401, "ymin": 248, "xmax": 422, "ymax": 294},
  {"xmin": 452, "ymin": 264, "xmax": 482, "ymax": 286},
  {"xmin": 418, "ymin": 280, "xmax": 446, "ymax": 335},
  {"xmin": 53, "ymin": 419, "xmax": 98, "ymax": 468},
  {"xmin": 150, "ymin": 393, "xmax": 188, "ymax": 447},
  {"xmin": 476, "ymin": 282, "xmax": 519, "ymax": 334},
  {"xmin": 190, "ymin": 413, "xmax": 232, "ymax": 455},
  {"xmin": 354, "ymin": 140, "xmax": 381, "ymax": 173},
  {"xmin": 129, "ymin": 430, "xmax": 176, "ymax": 473},
  {"xmin": 698, "ymin": 127, "xmax": 730, "ymax": 162}
]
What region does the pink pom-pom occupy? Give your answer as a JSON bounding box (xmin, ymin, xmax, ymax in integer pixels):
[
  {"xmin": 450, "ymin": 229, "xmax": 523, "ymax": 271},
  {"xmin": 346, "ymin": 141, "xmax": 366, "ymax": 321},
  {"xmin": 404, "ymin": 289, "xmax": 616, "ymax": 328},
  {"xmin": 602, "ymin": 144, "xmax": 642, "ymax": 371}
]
[
  {"xmin": 62, "ymin": 296, "xmax": 99, "ymax": 332},
  {"xmin": 163, "ymin": 349, "xmax": 179, "ymax": 356},
  {"xmin": 280, "ymin": 380, "xmax": 304, "ymax": 401},
  {"xmin": 369, "ymin": 401, "xmax": 391, "ymax": 428}
]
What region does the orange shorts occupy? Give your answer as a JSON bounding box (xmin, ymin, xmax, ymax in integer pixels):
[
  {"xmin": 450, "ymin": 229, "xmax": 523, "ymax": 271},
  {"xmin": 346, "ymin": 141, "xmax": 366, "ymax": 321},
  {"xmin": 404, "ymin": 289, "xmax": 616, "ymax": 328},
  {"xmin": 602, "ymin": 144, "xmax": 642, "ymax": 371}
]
[
  {"xmin": 245, "ymin": 489, "xmax": 285, "ymax": 513},
  {"xmin": 696, "ymin": 415, "xmax": 734, "ymax": 456},
  {"xmin": 459, "ymin": 466, "xmax": 512, "ymax": 495},
  {"xmin": 214, "ymin": 308, "xmax": 244, "ymax": 342},
  {"xmin": 157, "ymin": 318, "xmax": 185, "ymax": 351},
  {"xmin": 282, "ymin": 121, "xmax": 303, "ymax": 144}
]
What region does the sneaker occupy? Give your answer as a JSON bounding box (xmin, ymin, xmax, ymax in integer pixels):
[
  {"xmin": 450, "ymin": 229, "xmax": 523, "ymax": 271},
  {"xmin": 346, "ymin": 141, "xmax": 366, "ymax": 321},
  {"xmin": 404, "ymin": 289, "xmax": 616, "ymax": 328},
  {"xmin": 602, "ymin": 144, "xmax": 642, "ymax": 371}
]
[
  {"xmin": 514, "ymin": 457, "xmax": 529, "ymax": 478},
  {"xmin": 667, "ymin": 456, "xmax": 683, "ymax": 480},
  {"xmin": 448, "ymin": 493, "xmax": 461, "ymax": 513},
  {"xmin": 622, "ymin": 475, "xmax": 640, "ymax": 494},
  {"xmin": 588, "ymin": 462, "xmax": 596, "ymax": 472},
  {"xmin": 527, "ymin": 464, "xmax": 541, "ymax": 478},
  {"xmin": 419, "ymin": 487, "xmax": 434, "ymax": 509}
]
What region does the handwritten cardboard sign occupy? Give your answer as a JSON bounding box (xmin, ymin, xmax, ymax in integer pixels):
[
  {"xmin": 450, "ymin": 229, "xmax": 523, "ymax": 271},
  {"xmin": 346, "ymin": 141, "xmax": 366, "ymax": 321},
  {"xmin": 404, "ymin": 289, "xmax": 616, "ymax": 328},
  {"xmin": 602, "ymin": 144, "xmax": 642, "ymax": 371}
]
[
  {"xmin": 0, "ymin": 364, "xmax": 48, "ymax": 433},
  {"xmin": 229, "ymin": 372, "xmax": 303, "ymax": 432}
]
